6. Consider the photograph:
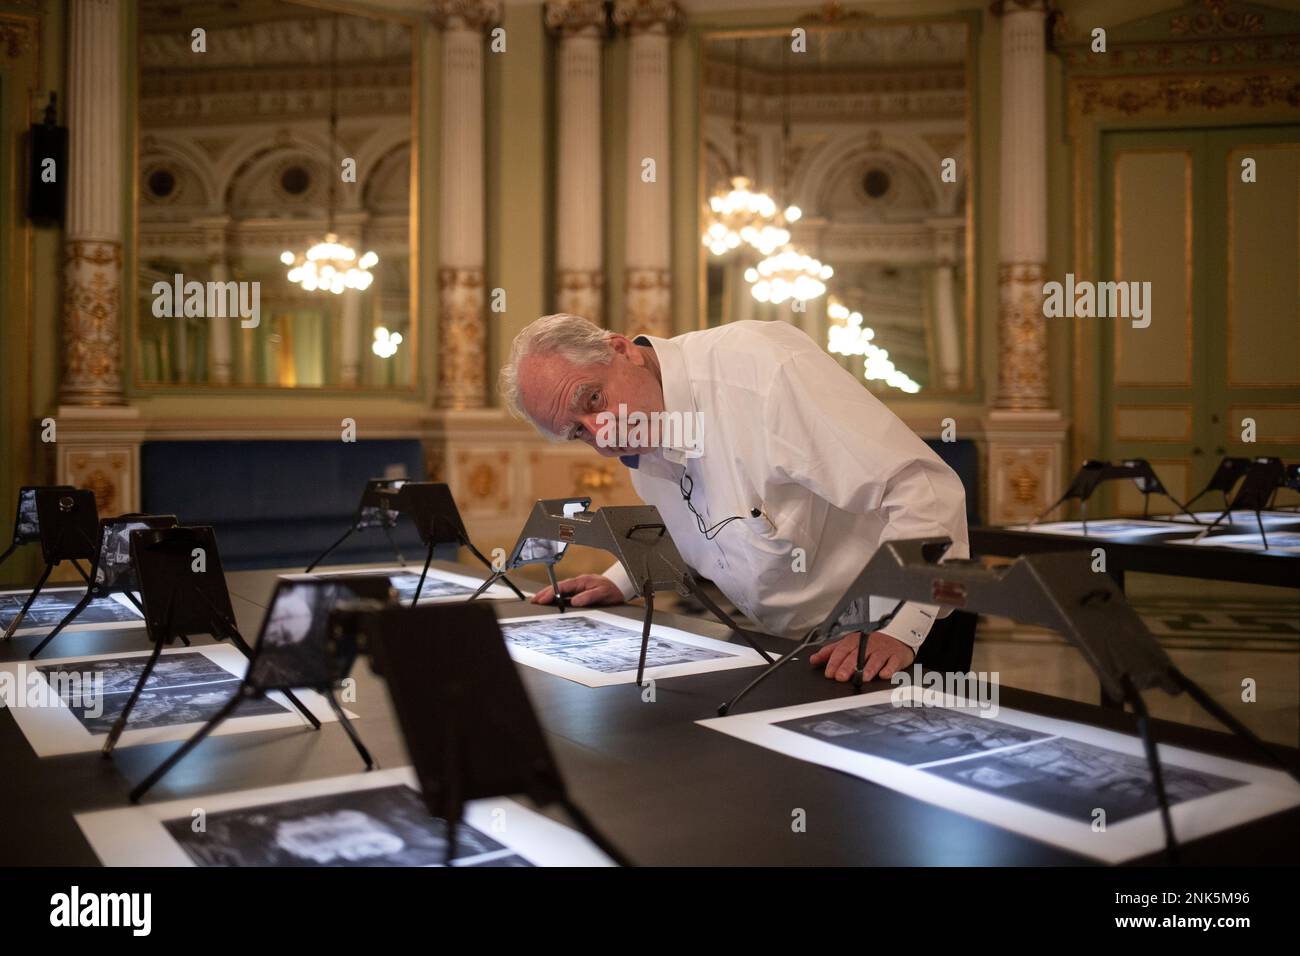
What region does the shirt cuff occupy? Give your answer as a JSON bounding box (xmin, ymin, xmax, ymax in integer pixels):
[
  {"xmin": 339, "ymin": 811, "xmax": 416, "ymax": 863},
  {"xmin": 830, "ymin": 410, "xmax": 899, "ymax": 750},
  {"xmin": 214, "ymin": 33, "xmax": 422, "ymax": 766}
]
[
  {"xmin": 601, "ymin": 560, "xmax": 639, "ymax": 602},
  {"xmin": 876, "ymin": 601, "xmax": 940, "ymax": 651}
]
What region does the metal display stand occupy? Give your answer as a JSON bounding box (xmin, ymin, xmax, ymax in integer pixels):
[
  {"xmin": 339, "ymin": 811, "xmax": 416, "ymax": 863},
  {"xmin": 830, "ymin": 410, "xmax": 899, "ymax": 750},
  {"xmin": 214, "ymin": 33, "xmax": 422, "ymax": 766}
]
[
  {"xmin": 129, "ymin": 574, "xmax": 396, "ymax": 803},
  {"xmin": 471, "ymin": 499, "xmax": 776, "ymax": 685},
  {"xmin": 723, "ymin": 536, "xmax": 1299, "ymax": 862},
  {"xmin": 2, "ymin": 488, "xmax": 98, "ymax": 640},
  {"xmin": 1194, "ymin": 457, "xmax": 1286, "ymax": 548},
  {"xmin": 304, "ymin": 478, "xmax": 410, "ymax": 572},
  {"xmin": 26, "ymin": 513, "xmax": 178, "ymax": 658},
  {"xmin": 341, "ymin": 600, "xmax": 633, "ymax": 865},
  {"xmin": 1030, "ymin": 458, "xmax": 1196, "ymax": 532}
]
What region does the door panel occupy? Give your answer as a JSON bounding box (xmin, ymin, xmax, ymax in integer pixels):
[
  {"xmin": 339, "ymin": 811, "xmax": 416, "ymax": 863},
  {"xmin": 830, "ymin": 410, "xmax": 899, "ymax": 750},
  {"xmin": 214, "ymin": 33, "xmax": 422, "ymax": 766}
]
[{"xmin": 1099, "ymin": 125, "xmax": 1300, "ymax": 514}]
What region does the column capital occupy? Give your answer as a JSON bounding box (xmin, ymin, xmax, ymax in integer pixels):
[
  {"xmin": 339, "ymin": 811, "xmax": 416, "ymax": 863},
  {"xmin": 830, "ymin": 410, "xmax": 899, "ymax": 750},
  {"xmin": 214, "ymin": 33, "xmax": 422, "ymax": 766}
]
[
  {"xmin": 430, "ymin": 0, "xmax": 503, "ymax": 33},
  {"xmin": 988, "ymin": 0, "xmax": 1051, "ymax": 15},
  {"xmin": 612, "ymin": 0, "xmax": 684, "ymax": 37},
  {"xmin": 545, "ymin": 0, "xmax": 607, "ymax": 37}
]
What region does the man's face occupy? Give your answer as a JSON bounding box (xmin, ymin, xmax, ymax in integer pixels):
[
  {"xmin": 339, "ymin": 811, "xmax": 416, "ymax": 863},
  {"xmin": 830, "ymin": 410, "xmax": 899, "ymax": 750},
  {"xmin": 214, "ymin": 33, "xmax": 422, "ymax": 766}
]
[{"xmin": 518, "ymin": 335, "xmax": 665, "ymax": 457}]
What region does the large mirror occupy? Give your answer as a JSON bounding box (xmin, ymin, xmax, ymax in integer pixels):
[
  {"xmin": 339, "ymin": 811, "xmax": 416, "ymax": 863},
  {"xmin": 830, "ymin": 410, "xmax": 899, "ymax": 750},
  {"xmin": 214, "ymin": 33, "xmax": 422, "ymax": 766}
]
[
  {"xmin": 699, "ymin": 19, "xmax": 973, "ymax": 395},
  {"xmin": 134, "ymin": 0, "xmax": 416, "ymax": 389}
]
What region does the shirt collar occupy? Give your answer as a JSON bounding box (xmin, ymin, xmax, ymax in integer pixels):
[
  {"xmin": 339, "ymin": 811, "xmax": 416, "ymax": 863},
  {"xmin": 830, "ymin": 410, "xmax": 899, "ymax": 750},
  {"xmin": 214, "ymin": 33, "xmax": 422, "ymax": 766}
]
[{"xmin": 633, "ymin": 333, "xmax": 700, "ymax": 466}]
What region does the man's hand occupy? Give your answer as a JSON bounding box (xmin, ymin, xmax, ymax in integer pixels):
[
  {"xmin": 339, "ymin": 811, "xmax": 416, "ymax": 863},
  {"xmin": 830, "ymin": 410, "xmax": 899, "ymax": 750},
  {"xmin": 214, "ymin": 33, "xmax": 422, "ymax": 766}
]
[
  {"xmin": 809, "ymin": 631, "xmax": 915, "ymax": 683},
  {"xmin": 530, "ymin": 574, "xmax": 626, "ymax": 608}
]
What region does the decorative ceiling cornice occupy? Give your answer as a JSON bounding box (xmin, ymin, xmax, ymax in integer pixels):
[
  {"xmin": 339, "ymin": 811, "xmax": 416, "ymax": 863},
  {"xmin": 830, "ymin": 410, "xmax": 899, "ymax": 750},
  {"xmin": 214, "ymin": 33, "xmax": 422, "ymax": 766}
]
[{"xmin": 1058, "ymin": 0, "xmax": 1300, "ymax": 75}]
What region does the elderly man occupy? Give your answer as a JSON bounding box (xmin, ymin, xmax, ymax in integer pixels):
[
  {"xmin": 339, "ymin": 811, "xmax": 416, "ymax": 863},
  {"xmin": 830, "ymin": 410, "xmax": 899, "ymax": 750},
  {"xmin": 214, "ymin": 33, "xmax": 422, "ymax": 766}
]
[{"xmin": 498, "ymin": 313, "xmax": 971, "ymax": 683}]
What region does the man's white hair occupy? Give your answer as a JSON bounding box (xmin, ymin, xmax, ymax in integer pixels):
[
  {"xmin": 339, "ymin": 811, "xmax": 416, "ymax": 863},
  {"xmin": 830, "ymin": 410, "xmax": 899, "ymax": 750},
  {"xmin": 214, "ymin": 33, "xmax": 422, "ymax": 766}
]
[{"xmin": 499, "ymin": 313, "xmax": 615, "ymax": 437}]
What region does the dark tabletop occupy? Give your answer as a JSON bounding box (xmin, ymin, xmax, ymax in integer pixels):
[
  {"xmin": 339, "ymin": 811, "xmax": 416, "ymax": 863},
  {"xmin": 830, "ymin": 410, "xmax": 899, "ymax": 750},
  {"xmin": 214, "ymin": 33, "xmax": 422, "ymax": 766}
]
[
  {"xmin": 2, "ymin": 560, "xmax": 1298, "ymax": 866},
  {"xmin": 971, "ymin": 514, "xmax": 1300, "ymax": 590}
]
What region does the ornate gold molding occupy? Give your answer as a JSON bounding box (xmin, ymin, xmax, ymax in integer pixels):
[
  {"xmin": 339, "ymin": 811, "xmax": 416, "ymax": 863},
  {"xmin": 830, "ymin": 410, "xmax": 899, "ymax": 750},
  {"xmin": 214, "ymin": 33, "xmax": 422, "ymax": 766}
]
[
  {"xmin": 430, "ymin": 0, "xmax": 503, "ymax": 33},
  {"xmin": 61, "ymin": 239, "xmax": 125, "ymax": 406},
  {"xmin": 1070, "ymin": 71, "xmax": 1300, "ymax": 118},
  {"xmin": 995, "ymin": 262, "xmax": 1050, "ymax": 411},
  {"xmin": 544, "ymin": 0, "xmax": 607, "ymax": 36},
  {"xmin": 611, "ymin": 0, "xmax": 684, "ymax": 37},
  {"xmin": 437, "ymin": 267, "xmax": 487, "ymax": 410}
]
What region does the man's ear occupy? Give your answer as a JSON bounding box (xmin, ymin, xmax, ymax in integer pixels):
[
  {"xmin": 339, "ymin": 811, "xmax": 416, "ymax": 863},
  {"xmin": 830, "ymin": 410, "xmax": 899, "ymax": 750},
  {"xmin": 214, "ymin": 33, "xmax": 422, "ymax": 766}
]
[{"xmin": 607, "ymin": 334, "xmax": 641, "ymax": 364}]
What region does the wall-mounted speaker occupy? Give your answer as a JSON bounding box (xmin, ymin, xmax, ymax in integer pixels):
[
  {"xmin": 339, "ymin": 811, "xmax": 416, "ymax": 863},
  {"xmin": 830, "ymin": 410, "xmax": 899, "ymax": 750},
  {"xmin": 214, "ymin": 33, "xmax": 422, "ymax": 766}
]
[{"xmin": 27, "ymin": 92, "xmax": 67, "ymax": 225}]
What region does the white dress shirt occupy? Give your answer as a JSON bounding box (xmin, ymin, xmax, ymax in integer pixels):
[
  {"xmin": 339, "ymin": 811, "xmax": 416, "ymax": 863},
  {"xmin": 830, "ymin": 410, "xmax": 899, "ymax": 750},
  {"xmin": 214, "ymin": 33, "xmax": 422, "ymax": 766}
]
[{"xmin": 601, "ymin": 320, "xmax": 969, "ymax": 650}]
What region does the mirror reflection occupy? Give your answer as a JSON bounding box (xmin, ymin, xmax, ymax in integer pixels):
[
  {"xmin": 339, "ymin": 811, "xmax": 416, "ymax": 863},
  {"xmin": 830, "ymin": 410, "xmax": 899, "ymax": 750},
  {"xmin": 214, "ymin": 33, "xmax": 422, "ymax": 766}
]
[
  {"xmin": 700, "ymin": 21, "xmax": 972, "ymax": 394},
  {"xmin": 135, "ymin": 0, "xmax": 415, "ymax": 388}
]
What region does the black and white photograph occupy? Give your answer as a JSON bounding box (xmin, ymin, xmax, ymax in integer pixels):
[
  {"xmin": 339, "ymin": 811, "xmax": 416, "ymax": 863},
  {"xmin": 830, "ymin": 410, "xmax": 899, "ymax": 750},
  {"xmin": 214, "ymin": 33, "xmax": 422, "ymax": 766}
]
[
  {"xmin": 1015, "ymin": 519, "xmax": 1185, "ymax": 538},
  {"xmin": 291, "ymin": 565, "xmax": 519, "ymax": 602},
  {"xmin": 162, "ymin": 784, "xmax": 523, "ymax": 867},
  {"xmin": 0, "ymin": 587, "xmax": 142, "ymax": 637},
  {"xmin": 2, "ymin": 645, "xmax": 349, "ymax": 756},
  {"xmin": 1172, "ymin": 531, "xmax": 1300, "ymax": 554},
  {"xmin": 700, "ymin": 688, "xmax": 1300, "ymax": 863},
  {"xmin": 496, "ymin": 609, "xmax": 766, "ymax": 687},
  {"xmin": 774, "ymin": 703, "xmax": 1049, "ymax": 765},
  {"xmin": 924, "ymin": 735, "xmax": 1247, "ymax": 825},
  {"xmin": 36, "ymin": 651, "xmax": 287, "ymax": 734},
  {"xmin": 92, "ymin": 519, "xmax": 171, "ymax": 591},
  {"xmin": 513, "ymin": 536, "xmax": 567, "ymax": 565},
  {"xmin": 74, "ymin": 768, "xmax": 616, "ymax": 867},
  {"xmin": 248, "ymin": 580, "xmax": 366, "ymax": 689},
  {"xmin": 388, "ymin": 572, "xmax": 477, "ymax": 602},
  {"xmin": 13, "ymin": 488, "xmax": 39, "ymax": 541}
]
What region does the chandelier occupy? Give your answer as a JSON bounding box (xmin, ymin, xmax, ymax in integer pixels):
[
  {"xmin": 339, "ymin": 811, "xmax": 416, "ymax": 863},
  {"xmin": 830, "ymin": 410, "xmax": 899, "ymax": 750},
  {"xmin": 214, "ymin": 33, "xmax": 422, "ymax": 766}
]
[
  {"xmin": 826, "ymin": 298, "xmax": 920, "ymax": 393},
  {"xmin": 744, "ymin": 247, "xmax": 832, "ymax": 303},
  {"xmin": 703, "ymin": 176, "xmax": 799, "ymax": 257},
  {"xmin": 283, "ymin": 14, "xmax": 378, "ymax": 295},
  {"xmin": 281, "ymin": 241, "xmax": 377, "ymax": 294}
]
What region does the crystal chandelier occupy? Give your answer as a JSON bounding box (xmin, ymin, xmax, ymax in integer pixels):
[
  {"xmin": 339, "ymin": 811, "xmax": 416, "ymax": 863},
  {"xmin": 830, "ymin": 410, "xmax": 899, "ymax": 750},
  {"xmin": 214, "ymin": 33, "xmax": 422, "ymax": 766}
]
[
  {"xmin": 283, "ymin": 14, "xmax": 378, "ymax": 295},
  {"xmin": 826, "ymin": 298, "xmax": 920, "ymax": 393},
  {"xmin": 702, "ymin": 41, "xmax": 794, "ymax": 258},
  {"xmin": 281, "ymin": 241, "xmax": 377, "ymax": 294},
  {"xmin": 744, "ymin": 247, "xmax": 832, "ymax": 303},
  {"xmin": 703, "ymin": 176, "xmax": 796, "ymax": 257}
]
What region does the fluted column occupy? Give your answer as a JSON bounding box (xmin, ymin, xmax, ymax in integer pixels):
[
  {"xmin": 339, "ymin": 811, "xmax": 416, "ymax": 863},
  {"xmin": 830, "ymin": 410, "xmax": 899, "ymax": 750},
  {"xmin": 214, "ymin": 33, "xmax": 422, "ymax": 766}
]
[
  {"xmin": 994, "ymin": 0, "xmax": 1050, "ymax": 410},
  {"xmin": 547, "ymin": 1, "xmax": 606, "ymax": 325},
  {"xmin": 614, "ymin": 0, "xmax": 682, "ymax": 339},
  {"xmin": 198, "ymin": 217, "xmax": 233, "ymax": 385},
  {"xmin": 432, "ymin": 0, "xmax": 501, "ymax": 410},
  {"xmin": 929, "ymin": 218, "xmax": 963, "ymax": 391},
  {"xmin": 984, "ymin": 0, "xmax": 1066, "ymax": 526},
  {"xmin": 61, "ymin": 0, "xmax": 124, "ymax": 406}
]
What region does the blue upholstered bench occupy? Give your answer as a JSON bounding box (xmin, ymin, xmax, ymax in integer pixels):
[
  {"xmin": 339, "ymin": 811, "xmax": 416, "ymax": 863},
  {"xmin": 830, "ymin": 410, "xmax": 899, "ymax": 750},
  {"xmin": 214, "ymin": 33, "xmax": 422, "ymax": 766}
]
[{"xmin": 140, "ymin": 440, "xmax": 441, "ymax": 570}]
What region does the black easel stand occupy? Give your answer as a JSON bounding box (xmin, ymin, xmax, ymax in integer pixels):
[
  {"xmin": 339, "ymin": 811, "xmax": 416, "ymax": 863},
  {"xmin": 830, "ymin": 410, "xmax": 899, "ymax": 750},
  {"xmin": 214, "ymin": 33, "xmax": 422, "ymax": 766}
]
[
  {"xmin": 2, "ymin": 488, "xmax": 100, "ymax": 641},
  {"xmin": 383, "ymin": 482, "xmax": 526, "ymax": 605},
  {"xmin": 107, "ymin": 527, "xmax": 322, "ymax": 771},
  {"xmin": 28, "ymin": 514, "xmax": 180, "ymax": 659},
  {"xmin": 305, "ymin": 521, "xmax": 407, "ymax": 574},
  {"xmin": 347, "ymin": 600, "xmax": 633, "ymax": 866},
  {"xmin": 305, "ymin": 478, "xmax": 411, "ymax": 573},
  {"xmin": 1184, "ymin": 457, "xmax": 1252, "ymax": 514},
  {"xmin": 409, "ymin": 534, "xmax": 526, "ymax": 608},
  {"xmin": 104, "ymin": 599, "xmax": 322, "ymax": 762},
  {"xmin": 129, "ymin": 574, "xmax": 397, "ymax": 802},
  {"xmin": 1194, "ymin": 457, "xmax": 1285, "ymax": 549},
  {"xmin": 0, "ymin": 485, "xmax": 76, "ymax": 574},
  {"xmin": 1030, "ymin": 459, "xmax": 1197, "ymax": 532}
]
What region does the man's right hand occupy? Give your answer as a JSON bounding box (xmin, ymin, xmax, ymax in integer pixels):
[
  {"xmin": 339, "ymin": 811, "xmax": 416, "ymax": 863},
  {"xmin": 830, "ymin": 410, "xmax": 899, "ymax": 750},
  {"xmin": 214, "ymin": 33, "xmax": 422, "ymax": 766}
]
[{"xmin": 530, "ymin": 574, "xmax": 626, "ymax": 608}]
